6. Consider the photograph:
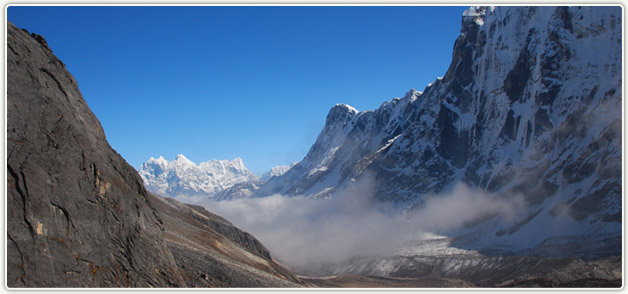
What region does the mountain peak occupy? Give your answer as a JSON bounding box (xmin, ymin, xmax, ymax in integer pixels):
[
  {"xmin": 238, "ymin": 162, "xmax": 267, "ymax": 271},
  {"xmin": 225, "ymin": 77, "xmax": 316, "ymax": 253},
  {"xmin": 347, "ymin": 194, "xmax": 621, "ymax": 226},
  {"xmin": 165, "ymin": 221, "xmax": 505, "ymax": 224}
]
[
  {"xmin": 403, "ymin": 88, "xmax": 421, "ymax": 99},
  {"xmin": 172, "ymin": 154, "xmax": 197, "ymax": 168},
  {"xmin": 147, "ymin": 155, "xmax": 167, "ymax": 164},
  {"xmin": 260, "ymin": 163, "xmax": 297, "ymax": 182},
  {"xmin": 325, "ymin": 103, "xmax": 359, "ymax": 126},
  {"xmin": 232, "ymin": 157, "xmax": 244, "ymax": 166},
  {"xmin": 462, "ymin": 6, "xmax": 491, "ymax": 17},
  {"xmin": 174, "ymin": 153, "xmax": 191, "ymax": 162},
  {"xmin": 332, "ymin": 103, "xmax": 359, "ymax": 114},
  {"xmin": 462, "ymin": 6, "xmax": 490, "ymax": 26},
  {"xmin": 139, "ymin": 155, "xmax": 258, "ymax": 198}
]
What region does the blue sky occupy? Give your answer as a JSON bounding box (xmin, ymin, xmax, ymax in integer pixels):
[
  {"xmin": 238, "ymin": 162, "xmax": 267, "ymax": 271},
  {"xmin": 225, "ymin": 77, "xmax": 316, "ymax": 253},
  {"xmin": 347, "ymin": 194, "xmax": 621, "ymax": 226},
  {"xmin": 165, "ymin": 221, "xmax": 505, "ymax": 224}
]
[{"xmin": 8, "ymin": 5, "xmax": 467, "ymax": 174}]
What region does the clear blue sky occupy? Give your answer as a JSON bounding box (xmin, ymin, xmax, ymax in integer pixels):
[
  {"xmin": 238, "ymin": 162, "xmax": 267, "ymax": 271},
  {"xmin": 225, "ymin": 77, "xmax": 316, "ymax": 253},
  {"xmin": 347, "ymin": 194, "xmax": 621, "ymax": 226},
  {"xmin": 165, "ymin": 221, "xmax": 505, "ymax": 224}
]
[{"xmin": 8, "ymin": 5, "xmax": 467, "ymax": 174}]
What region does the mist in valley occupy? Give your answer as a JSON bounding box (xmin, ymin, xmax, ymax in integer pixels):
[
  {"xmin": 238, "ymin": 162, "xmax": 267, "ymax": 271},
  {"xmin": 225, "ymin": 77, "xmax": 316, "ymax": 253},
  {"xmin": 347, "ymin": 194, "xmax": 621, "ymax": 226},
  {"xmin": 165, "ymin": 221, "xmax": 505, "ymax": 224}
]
[{"xmin": 197, "ymin": 176, "xmax": 527, "ymax": 275}]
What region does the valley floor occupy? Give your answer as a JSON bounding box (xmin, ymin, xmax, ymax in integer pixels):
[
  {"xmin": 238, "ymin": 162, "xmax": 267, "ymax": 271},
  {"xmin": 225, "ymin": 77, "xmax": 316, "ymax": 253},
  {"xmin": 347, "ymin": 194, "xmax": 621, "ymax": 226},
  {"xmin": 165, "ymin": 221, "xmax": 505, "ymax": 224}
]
[
  {"xmin": 302, "ymin": 274, "xmax": 622, "ymax": 288},
  {"xmin": 301, "ymin": 255, "xmax": 622, "ymax": 288},
  {"xmin": 301, "ymin": 275, "xmax": 475, "ymax": 288}
]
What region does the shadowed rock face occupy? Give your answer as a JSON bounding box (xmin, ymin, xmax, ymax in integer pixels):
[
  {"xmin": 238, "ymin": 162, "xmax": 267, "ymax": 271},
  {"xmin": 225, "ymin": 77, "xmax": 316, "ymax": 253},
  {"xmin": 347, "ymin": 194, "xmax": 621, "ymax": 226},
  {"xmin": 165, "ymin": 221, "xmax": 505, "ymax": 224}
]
[
  {"xmin": 6, "ymin": 21, "xmax": 184, "ymax": 287},
  {"xmin": 6, "ymin": 21, "xmax": 302, "ymax": 288}
]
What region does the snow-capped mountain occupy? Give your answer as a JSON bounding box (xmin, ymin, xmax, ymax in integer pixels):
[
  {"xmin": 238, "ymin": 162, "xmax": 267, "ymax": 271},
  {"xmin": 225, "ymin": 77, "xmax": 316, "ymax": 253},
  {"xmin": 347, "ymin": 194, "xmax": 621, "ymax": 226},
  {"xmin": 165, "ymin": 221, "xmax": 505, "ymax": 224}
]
[
  {"xmin": 138, "ymin": 154, "xmax": 258, "ymax": 198},
  {"xmin": 210, "ymin": 163, "xmax": 297, "ymax": 201},
  {"xmin": 259, "ymin": 163, "xmax": 296, "ymax": 182},
  {"xmin": 225, "ymin": 6, "xmax": 622, "ymax": 256}
]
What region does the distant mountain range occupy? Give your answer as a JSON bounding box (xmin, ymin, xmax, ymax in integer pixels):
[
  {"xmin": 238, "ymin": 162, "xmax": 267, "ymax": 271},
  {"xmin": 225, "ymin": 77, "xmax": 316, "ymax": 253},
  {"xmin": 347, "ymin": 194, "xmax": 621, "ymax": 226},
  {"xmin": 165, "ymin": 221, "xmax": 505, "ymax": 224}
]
[{"xmin": 138, "ymin": 155, "xmax": 294, "ymax": 198}]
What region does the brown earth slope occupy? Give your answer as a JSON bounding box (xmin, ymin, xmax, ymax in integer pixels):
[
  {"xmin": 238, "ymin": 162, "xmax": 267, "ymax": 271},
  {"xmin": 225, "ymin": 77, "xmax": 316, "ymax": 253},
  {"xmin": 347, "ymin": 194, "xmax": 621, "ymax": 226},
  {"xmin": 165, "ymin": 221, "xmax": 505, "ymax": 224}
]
[
  {"xmin": 151, "ymin": 193, "xmax": 306, "ymax": 287},
  {"xmin": 6, "ymin": 21, "xmax": 303, "ymax": 288}
]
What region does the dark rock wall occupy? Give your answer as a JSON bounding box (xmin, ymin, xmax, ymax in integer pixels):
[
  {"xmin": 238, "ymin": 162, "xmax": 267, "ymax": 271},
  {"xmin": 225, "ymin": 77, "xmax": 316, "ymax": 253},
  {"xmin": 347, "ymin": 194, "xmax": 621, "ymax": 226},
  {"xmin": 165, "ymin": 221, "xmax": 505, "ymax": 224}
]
[
  {"xmin": 7, "ymin": 21, "xmax": 303, "ymax": 288},
  {"xmin": 7, "ymin": 21, "xmax": 188, "ymax": 287}
]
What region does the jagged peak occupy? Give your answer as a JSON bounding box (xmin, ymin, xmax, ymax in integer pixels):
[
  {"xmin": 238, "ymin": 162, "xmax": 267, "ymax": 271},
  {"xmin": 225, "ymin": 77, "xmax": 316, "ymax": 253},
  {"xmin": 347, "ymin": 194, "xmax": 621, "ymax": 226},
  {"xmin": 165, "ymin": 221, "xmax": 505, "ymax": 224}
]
[
  {"xmin": 325, "ymin": 103, "xmax": 359, "ymax": 126},
  {"xmin": 333, "ymin": 103, "xmax": 359, "ymax": 114},
  {"xmin": 198, "ymin": 157, "xmax": 248, "ymax": 168},
  {"xmin": 140, "ymin": 154, "xmax": 258, "ymax": 198},
  {"xmin": 145, "ymin": 155, "xmax": 250, "ymax": 171},
  {"xmin": 260, "ymin": 162, "xmax": 297, "ymax": 182},
  {"xmin": 462, "ymin": 6, "xmax": 491, "ymax": 17},
  {"xmin": 403, "ymin": 88, "xmax": 422, "ymax": 101},
  {"xmin": 175, "ymin": 154, "xmax": 189, "ymax": 160},
  {"xmin": 462, "ymin": 6, "xmax": 492, "ymax": 26},
  {"xmin": 173, "ymin": 154, "xmax": 195, "ymax": 166},
  {"xmin": 230, "ymin": 157, "xmax": 247, "ymax": 170},
  {"xmin": 377, "ymin": 89, "xmax": 422, "ymax": 111},
  {"xmin": 145, "ymin": 155, "xmax": 168, "ymax": 166},
  {"xmin": 151, "ymin": 155, "xmax": 166, "ymax": 161}
]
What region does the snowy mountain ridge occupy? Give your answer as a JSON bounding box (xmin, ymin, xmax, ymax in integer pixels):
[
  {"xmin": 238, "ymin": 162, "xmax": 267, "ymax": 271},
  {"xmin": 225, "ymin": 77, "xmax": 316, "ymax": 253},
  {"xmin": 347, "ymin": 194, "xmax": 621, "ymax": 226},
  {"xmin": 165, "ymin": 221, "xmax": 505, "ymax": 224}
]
[
  {"xmin": 222, "ymin": 6, "xmax": 622, "ymax": 258},
  {"xmin": 139, "ymin": 155, "xmax": 295, "ymax": 199},
  {"xmin": 260, "ymin": 163, "xmax": 297, "ymax": 182},
  {"xmin": 139, "ymin": 154, "xmax": 258, "ymax": 198}
]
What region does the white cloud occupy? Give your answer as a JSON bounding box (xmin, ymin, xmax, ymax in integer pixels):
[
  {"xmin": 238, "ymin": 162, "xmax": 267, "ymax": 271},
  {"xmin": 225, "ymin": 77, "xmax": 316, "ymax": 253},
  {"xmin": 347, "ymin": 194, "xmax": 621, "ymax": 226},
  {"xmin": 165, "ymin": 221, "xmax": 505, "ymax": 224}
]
[{"xmin": 199, "ymin": 177, "xmax": 526, "ymax": 275}]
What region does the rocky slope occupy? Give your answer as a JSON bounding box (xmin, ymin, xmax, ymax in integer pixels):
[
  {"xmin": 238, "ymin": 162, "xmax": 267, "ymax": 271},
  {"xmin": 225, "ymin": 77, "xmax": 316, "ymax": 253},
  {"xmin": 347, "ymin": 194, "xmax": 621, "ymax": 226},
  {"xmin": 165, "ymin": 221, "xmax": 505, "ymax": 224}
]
[
  {"xmin": 227, "ymin": 6, "xmax": 622, "ymax": 258},
  {"xmin": 138, "ymin": 155, "xmax": 257, "ymax": 198},
  {"xmin": 150, "ymin": 193, "xmax": 305, "ymax": 287},
  {"xmin": 6, "ymin": 21, "xmax": 303, "ymax": 288}
]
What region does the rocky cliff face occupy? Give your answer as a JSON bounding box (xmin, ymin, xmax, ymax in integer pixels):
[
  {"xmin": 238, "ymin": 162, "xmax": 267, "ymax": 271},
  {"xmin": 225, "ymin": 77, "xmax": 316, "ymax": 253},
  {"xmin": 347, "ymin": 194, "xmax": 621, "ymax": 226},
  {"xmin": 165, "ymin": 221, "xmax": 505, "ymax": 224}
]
[
  {"xmin": 6, "ymin": 21, "xmax": 302, "ymax": 288},
  {"xmin": 7, "ymin": 21, "xmax": 184, "ymax": 287},
  {"xmin": 237, "ymin": 6, "xmax": 622, "ymax": 255}
]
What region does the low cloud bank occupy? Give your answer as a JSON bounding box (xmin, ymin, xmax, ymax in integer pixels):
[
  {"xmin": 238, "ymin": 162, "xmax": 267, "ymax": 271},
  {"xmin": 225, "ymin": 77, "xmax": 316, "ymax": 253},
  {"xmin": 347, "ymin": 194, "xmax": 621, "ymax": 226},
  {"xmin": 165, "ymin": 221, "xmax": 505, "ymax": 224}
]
[{"xmin": 198, "ymin": 178, "xmax": 526, "ymax": 275}]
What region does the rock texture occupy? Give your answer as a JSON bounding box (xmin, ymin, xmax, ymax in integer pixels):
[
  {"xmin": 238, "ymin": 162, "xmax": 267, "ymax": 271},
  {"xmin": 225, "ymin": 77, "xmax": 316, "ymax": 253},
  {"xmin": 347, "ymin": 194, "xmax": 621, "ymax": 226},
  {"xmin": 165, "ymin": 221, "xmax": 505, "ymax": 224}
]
[{"xmin": 6, "ymin": 21, "xmax": 302, "ymax": 288}]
